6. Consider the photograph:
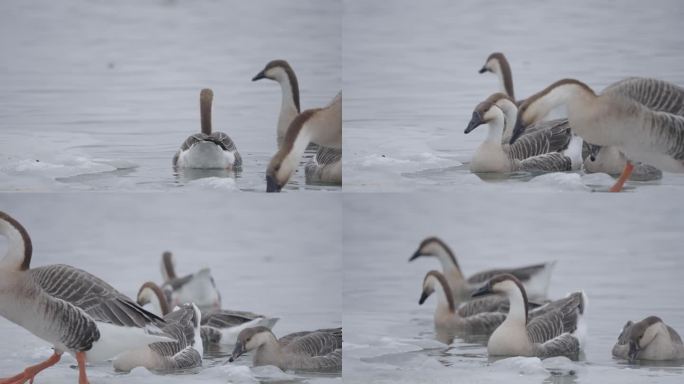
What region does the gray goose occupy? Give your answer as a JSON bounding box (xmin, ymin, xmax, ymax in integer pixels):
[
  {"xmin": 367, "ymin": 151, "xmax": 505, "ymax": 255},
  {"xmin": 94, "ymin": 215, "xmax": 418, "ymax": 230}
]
[
  {"xmin": 612, "ymin": 316, "xmax": 684, "ymax": 361},
  {"xmin": 0, "ymin": 211, "xmax": 172, "ymax": 384}
]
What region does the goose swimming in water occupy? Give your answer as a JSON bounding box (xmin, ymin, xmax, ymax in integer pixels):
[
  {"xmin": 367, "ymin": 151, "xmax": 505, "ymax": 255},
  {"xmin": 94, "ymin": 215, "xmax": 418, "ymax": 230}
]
[
  {"xmin": 229, "ymin": 327, "xmax": 342, "ymax": 372},
  {"xmin": 112, "ymin": 303, "xmax": 203, "ymax": 373},
  {"xmin": 612, "ymin": 316, "xmax": 684, "ymax": 361},
  {"xmin": 511, "ymin": 77, "xmax": 684, "ymax": 191},
  {"xmin": 0, "ymin": 211, "xmax": 174, "ymax": 384},
  {"xmin": 266, "ymin": 91, "xmax": 342, "ymax": 192},
  {"xmin": 472, "ymin": 274, "xmax": 587, "ymax": 360},
  {"xmin": 465, "ymin": 93, "xmax": 583, "ymax": 173},
  {"xmin": 160, "ymin": 251, "xmax": 221, "ymax": 313},
  {"xmin": 409, "ymin": 237, "xmax": 555, "ymax": 301},
  {"xmin": 137, "ymin": 281, "xmax": 279, "ymax": 346},
  {"xmin": 173, "ymin": 88, "xmax": 242, "ymax": 170},
  {"xmin": 479, "ymin": 52, "xmax": 662, "ymax": 181}
]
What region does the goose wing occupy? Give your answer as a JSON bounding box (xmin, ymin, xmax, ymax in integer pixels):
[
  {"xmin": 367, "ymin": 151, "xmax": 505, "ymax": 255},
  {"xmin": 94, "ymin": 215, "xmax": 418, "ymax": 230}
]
[
  {"xmin": 467, "ymin": 263, "xmax": 550, "ymax": 285},
  {"xmin": 149, "ymin": 305, "xmax": 199, "ymax": 357},
  {"xmin": 527, "ymin": 292, "xmax": 584, "ymax": 343},
  {"xmin": 603, "ymin": 77, "xmax": 684, "ymax": 116},
  {"xmin": 29, "ymin": 264, "xmax": 164, "ymax": 328},
  {"xmin": 519, "ymin": 152, "xmax": 573, "ymax": 172},
  {"xmin": 201, "ymin": 309, "xmax": 263, "ymax": 328},
  {"xmin": 314, "ymin": 147, "xmax": 342, "ymax": 166},
  {"xmin": 457, "ymin": 295, "xmax": 509, "ymax": 317},
  {"xmin": 536, "ymin": 332, "xmax": 580, "ymax": 360},
  {"xmin": 505, "ymin": 120, "xmax": 572, "ymax": 160},
  {"xmin": 281, "ymin": 328, "xmax": 342, "ymax": 357},
  {"xmin": 462, "ymin": 311, "xmax": 506, "ymax": 335}
]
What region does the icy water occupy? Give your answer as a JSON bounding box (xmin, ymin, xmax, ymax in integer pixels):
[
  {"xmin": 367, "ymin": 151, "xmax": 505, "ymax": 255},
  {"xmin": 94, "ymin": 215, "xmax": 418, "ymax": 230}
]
[
  {"xmin": 0, "ymin": 0, "xmax": 341, "ymax": 192},
  {"xmin": 0, "ymin": 193, "xmax": 342, "ymax": 383},
  {"xmin": 343, "ymin": 192, "xmax": 684, "ymax": 384},
  {"xmin": 343, "ymin": 0, "xmax": 684, "ymax": 192}
]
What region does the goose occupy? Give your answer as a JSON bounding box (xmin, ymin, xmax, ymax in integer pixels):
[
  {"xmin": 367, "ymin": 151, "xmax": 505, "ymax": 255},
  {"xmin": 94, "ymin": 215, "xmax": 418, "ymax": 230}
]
[
  {"xmin": 266, "ymin": 91, "xmax": 342, "ymax": 192},
  {"xmin": 252, "ymin": 59, "xmax": 302, "ymax": 148},
  {"xmin": 612, "ymin": 316, "xmax": 684, "ymax": 361},
  {"xmin": 465, "ymin": 93, "xmax": 583, "ymax": 173},
  {"xmin": 479, "ymin": 52, "xmax": 662, "ymax": 181},
  {"xmin": 0, "ymin": 211, "xmax": 174, "ymax": 384},
  {"xmin": 173, "ymin": 88, "xmax": 242, "ymax": 170},
  {"xmin": 511, "ymin": 77, "xmax": 684, "ymax": 191},
  {"xmin": 159, "ymin": 251, "xmax": 221, "ymax": 313},
  {"xmin": 419, "ymin": 271, "xmax": 506, "ymax": 335},
  {"xmin": 472, "ymin": 274, "xmax": 587, "ymax": 360},
  {"xmin": 229, "ymin": 326, "xmax": 342, "ymax": 372},
  {"xmin": 409, "ymin": 237, "xmax": 555, "ymax": 301},
  {"xmin": 112, "ymin": 303, "xmax": 203, "ymax": 373},
  {"xmin": 137, "ymin": 281, "xmax": 279, "ymax": 346},
  {"xmin": 304, "ymin": 146, "xmax": 343, "ymax": 185}
]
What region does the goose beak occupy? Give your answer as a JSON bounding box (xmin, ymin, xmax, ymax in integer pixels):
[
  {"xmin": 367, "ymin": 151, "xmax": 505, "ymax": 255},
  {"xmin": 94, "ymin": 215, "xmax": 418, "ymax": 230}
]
[
  {"xmin": 509, "ymin": 117, "xmax": 526, "ymax": 144},
  {"xmin": 418, "ymin": 291, "xmax": 429, "ymax": 305},
  {"xmin": 478, "ymin": 66, "xmax": 488, "ymax": 74},
  {"xmin": 628, "ymin": 340, "xmax": 640, "ymax": 361},
  {"xmin": 252, "ymin": 70, "xmax": 266, "ymax": 82},
  {"xmin": 471, "ymin": 283, "xmax": 492, "ymax": 298},
  {"xmin": 464, "ymin": 111, "xmax": 484, "ymax": 134},
  {"xmin": 229, "ymin": 341, "xmax": 245, "ymax": 363},
  {"xmin": 266, "ymin": 175, "xmax": 282, "ymax": 193},
  {"xmin": 409, "ymin": 250, "xmax": 422, "ymax": 262}
]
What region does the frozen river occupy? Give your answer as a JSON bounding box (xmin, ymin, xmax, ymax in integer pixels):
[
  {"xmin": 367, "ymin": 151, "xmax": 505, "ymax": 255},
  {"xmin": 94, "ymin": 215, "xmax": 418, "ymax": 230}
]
[
  {"xmin": 0, "ymin": 0, "xmax": 341, "ymax": 192},
  {"xmin": 343, "ymin": 192, "xmax": 684, "ymax": 383},
  {"xmin": 0, "ymin": 193, "xmax": 342, "ymax": 383},
  {"xmin": 342, "ymin": 0, "xmax": 684, "ymax": 192}
]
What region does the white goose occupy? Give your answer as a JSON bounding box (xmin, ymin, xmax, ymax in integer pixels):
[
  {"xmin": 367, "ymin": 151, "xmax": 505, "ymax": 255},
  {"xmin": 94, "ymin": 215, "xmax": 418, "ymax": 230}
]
[
  {"xmin": 173, "ymin": 88, "xmax": 242, "ymax": 170},
  {"xmin": 465, "ymin": 93, "xmax": 583, "ymax": 173},
  {"xmin": 229, "ymin": 326, "xmax": 342, "ymax": 372},
  {"xmin": 159, "ymin": 251, "xmax": 221, "ymax": 313},
  {"xmin": 112, "ymin": 303, "xmax": 203, "ymax": 373},
  {"xmin": 511, "ymin": 77, "xmax": 684, "ymax": 191},
  {"xmin": 612, "ymin": 316, "xmax": 684, "ymax": 361},
  {"xmin": 266, "ymin": 91, "xmax": 342, "ymax": 192},
  {"xmin": 137, "ymin": 281, "xmax": 279, "ymax": 346},
  {"xmin": 0, "ymin": 211, "xmax": 174, "ymax": 384},
  {"xmin": 409, "ymin": 237, "xmax": 555, "ymax": 301},
  {"xmin": 479, "ymin": 52, "xmax": 662, "ymax": 181},
  {"xmin": 472, "ymin": 274, "xmax": 587, "ymax": 360}
]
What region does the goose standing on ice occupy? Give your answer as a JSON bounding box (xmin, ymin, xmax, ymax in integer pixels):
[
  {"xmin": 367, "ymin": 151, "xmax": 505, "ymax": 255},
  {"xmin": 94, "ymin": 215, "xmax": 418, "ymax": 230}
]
[
  {"xmin": 113, "ymin": 303, "xmax": 203, "ymax": 373},
  {"xmin": 419, "ymin": 271, "xmax": 506, "ymax": 336},
  {"xmin": 409, "ymin": 237, "xmax": 555, "ymax": 301},
  {"xmin": 472, "ymin": 274, "xmax": 587, "ymax": 360},
  {"xmin": 229, "ymin": 327, "xmax": 342, "ymax": 372},
  {"xmin": 511, "ymin": 77, "xmax": 684, "ymax": 191},
  {"xmin": 137, "ymin": 281, "xmax": 279, "ymax": 346},
  {"xmin": 612, "ymin": 316, "xmax": 684, "ymax": 361},
  {"xmin": 160, "ymin": 251, "xmax": 222, "ymax": 313},
  {"xmin": 173, "ymin": 88, "xmax": 242, "ymax": 170},
  {"xmin": 266, "ymin": 91, "xmax": 342, "ymax": 192},
  {"xmin": 0, "ymin": 211, "xmax": 174, "ymax": 384},
  {"xmin": 465, "ymin": 93, "xmax": 583, "ymax": 173},
  {"xmin": 479, "ymin": 52, "xmax": 662, "ymax": 181}
]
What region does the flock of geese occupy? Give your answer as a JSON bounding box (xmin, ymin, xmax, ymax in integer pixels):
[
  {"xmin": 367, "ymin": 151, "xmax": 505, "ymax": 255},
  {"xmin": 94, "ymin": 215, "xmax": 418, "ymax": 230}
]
[
  {"xmin": 410, "ymin": 237, "xmax": 684, "ymax": 361},
  {"xmin": 468, "ymin": 52, "xmax": 683, "ymax": 191},
  {"xmin": 174, "ymin": 59, "xmax": 342, "ymax": 192},
  {"xmin": 0, "ymin": 211, "xmax": 342, "ymax": 384}
]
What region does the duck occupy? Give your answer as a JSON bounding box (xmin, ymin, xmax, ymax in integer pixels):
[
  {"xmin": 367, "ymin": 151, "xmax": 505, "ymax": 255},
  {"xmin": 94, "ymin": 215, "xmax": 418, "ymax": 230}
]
[
  {"xmin": 465, "ymin": 93, "xmax": 583, "ymax": 173},
  {"xmin": 472, "ymin": 274, "xmax": 587, "ymax": 360},
  {"xmin": 229, "ymin": 326, "xmax": 342, "ymax": 372},
  {"xmin": 409, "ymin": 237, "xmax": 555, "ymax": 301},
  {"xmin": 0, "ymin": 211, "xmax": 174, "ymax": 384},
  {"xmin": 511, "ymin": 77, "xmax": 684, "ymax": 191},
  {"xmin": 612, "ymin": 316, "xmax": 684, "ymax": 361},
  {"xmin": 137, "ymin": 281, "xmax": 279, "ymax": 346},
  {"xmin": 159, "ymin": 251, "xmax": 222, "ymax": 313},
  {"xmin": 112, "ymin": 303, "xmax": 203, "ymax": 373},
  {"xmin": 252, "ymin": 59, "xmax": 302, "ymax": 148},
  {"xmin": 478, "ymin": 52, "xmax": 662, "ymax": 181},
  {"xmin": 266, "ymin": 91, "xmax": 342, "ymax": 192},
  {"xmin": 173, "ymin": 88, "xmax": 242, "ymax": 170},
  {"xmin": 419, "ymin": 271, "xmax": 506, "ymax": 335}
]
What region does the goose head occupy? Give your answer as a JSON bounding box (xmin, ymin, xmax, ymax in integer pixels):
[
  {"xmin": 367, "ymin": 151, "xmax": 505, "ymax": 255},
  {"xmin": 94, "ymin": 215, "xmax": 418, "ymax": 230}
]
[
  {"xmin": 472, "ymin": 274, "xmax": 529, "ymax": 320},
  {"xmin": 409, "ymin": 237, "xmax": 462, "ymax": 272},
  {"xmin": 464, "ymin": 94, "xmax": 507, "ymax": 135},
  {"xmin": 478, "ymin": 52, "xmax": 506, "ymax": 74},
  {"xmin": 627, "ymin": 316, "xmax": 665, "ymax": 361},
  {"xmin": 418, "ymin": 270, "xmax": 455, "ymax": 313},
  {"xmin": 229, "ymin": 326, "xmax": 278, "ymax": 362},
  {"xmin": 0, "ymin": 211, "xmax": 32, "ymax": 272},
  {"xmin": 511, "ymin": 79, "xmax": 595, "ymax": 144},
  {"xmin": 479, "ymin": 52, "xmax": 514, "ymax": 100},
  {"xmin": 252, "ymin": 59, "xmax": 301, "ymax": 112},
  {"xmin": 137, "ymin": 281, "xmax": 171, "ymax": 317}
]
